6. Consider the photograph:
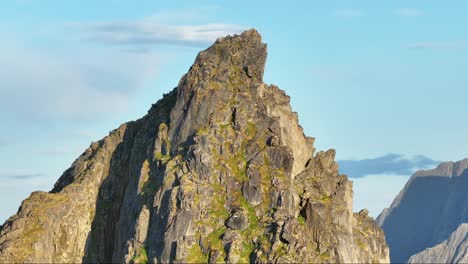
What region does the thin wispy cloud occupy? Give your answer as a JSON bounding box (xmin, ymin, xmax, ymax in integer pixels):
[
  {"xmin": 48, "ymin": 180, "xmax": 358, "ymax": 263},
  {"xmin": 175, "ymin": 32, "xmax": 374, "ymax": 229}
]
[
  {"xmin": 395, "ymin": 8, "xmax": 424, "ymax": 17},
  {"xmin": 0, "ymin": 18, "xmax": 246, "ymax": 121},
  {"xmin": 67, "ymin": 8, "xmax": 246, "ymax": 51},
  {"xmin": 78, "ymin": 22, "xmax": 247, "ymax": 48},
  {"xmin": 0, "ymin": 171, "xmax": 43, "ymax": 180},
  {"xmin": 121, "ymin": 47, "xmax": 153, "ymax": 54},
  {"xmin": 6, "ymin": 174, "xmax": 42, "ymax": 180},
  {"xmin": 333, "ymin": 9, "xmax": 363, "ymax": 18},
  {"xmin": 1, "ymin": 8, "xmax": 246, "ymax": 122},
  {"xmin": 407, "ymin": 41, "xmax": 467, "ymax": 50},
  {"xmin": 338, "ymin": 154, "xmax": 438, "ymax": 178}
]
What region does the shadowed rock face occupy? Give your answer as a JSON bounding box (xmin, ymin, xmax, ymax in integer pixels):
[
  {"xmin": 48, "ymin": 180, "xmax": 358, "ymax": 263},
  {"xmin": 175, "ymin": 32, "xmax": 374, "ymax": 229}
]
[
  {"xmin": 409, "ymin": 224, "xmax": 468, "ymax": 263},
  {"xmin": 0, "ymin": 29, "xmax": 389, "ymax": 263},
  {"xmin": 378, "ymin": 159, "xmax": 468, "ymax": 263}
]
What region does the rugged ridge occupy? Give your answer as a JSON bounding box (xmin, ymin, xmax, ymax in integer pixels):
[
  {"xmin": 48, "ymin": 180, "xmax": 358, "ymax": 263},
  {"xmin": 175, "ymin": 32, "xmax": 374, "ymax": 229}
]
[
  {"xmin": 378, "ymin": 159, "xmax": 468, "ymax": 263},
  {"xmin": 0, "ymin": 29, "xmax": 389, "ymax": 263},
  {"xmin": 409, "ymin": 223, "xmax": 468, "ymax": 263}
]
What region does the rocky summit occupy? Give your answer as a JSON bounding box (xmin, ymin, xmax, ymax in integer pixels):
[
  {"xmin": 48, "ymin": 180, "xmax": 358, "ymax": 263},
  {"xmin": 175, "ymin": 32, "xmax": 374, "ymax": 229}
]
[{"xmin": 0, "ymin": 29, "xmax": 389, "ymax": 263}]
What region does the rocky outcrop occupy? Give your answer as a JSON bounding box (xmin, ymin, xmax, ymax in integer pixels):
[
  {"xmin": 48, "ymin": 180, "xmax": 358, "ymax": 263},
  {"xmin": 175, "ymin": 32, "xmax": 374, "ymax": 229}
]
[
  {"xmin": 378, "ymin": 159, "xmax": 468, "ymax": 263},
  {"xmin": 0, "ymin": 29, "xmax": 389, "ymax": 263},
  {"xmin": 409, "ymin": 223, "xmax": 468, "ymax": 263}
]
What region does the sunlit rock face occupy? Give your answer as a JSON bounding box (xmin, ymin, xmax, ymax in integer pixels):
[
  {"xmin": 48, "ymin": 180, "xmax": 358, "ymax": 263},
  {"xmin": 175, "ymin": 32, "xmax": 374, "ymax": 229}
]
[
  {"xmin": 378, "ymin": 159, "xmax": 468, "ymax": 263},
  {"xmin": 0, "ymin": 29, "xmax": 389, "ymax": 263}
]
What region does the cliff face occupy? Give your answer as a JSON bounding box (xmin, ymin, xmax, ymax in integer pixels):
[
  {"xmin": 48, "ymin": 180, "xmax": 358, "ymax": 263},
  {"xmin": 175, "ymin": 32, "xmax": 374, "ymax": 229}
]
[
  {"xmin": 0, "ymin": 29, "xmax": 389, "ymax": 263},
  {"xmin": 378, "ymin": 159, "xmax": 468, "ymax": 263},
  {"xmin": 409, "ymin": 223, "xmax": 468, "ymax": 263}
]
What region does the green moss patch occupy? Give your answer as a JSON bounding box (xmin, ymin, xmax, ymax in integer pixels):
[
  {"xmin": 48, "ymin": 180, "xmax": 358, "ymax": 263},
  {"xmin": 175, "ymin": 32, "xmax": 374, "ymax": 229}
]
[
  {"xmin": 133, "ymin": 247, "xmax": 149, "ymax": 264},
  {"xmin": 187, "ymin": 243, "xmax": 209, "ymax": 263}
]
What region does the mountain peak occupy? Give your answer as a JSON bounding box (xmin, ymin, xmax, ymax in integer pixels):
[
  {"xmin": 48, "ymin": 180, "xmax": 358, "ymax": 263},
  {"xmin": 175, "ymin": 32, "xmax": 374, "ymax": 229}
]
[
  {"xmin": 216, "ymin": 28, "xmax": 262, "ymax": 44},
  {"xmin": 0, "ymin": 30, "xmax": 388, "ymax": 264},
  {"xmin": 191, "ymin": 28, "xmax": 267, "ymax": 82},
  {"xmin": 413, "ymin": 158, "xmax": 468, "ymax": 178}
]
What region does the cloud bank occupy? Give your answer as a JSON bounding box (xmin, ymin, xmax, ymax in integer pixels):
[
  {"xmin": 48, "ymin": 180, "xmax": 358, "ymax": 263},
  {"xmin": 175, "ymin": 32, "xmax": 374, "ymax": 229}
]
[{"xmin": 338, "ymin": 154, "xmax": 438, "ymax": 178}]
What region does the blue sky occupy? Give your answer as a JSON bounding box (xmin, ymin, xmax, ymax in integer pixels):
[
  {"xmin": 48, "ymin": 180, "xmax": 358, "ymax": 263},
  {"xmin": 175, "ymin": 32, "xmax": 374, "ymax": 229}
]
[{"xmin": 1, "ymin": 0, "xmax": 467, "ymax": 221}]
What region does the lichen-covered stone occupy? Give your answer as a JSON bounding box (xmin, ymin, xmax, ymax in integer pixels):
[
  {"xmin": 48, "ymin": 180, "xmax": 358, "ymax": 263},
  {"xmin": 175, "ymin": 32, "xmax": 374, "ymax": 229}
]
[
  {"xmin": 0, "ymin": 29, "xmax": 389, "ymax": 263},
  {"xmin": 226, "ymin": 209, "xmax": 249, "ymax": 230}
]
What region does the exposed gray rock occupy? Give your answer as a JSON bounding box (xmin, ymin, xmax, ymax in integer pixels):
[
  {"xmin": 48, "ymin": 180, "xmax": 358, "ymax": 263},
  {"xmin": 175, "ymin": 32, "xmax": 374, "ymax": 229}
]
[
  {"xmin": 242, "ymin": 166, "xmax": 263, "ymax": 206},
  {"xmin": 0, "ymin": 29, "xmax": 388, "ymax": 263},
  {"xmin": 226, "ymin": 209, "xmax": 249, "ymax": 230},
  {"xmin": 409, "ymin": 223, "xmax": 468, "ymax": 263},
  {"xmin": 378, "ymin": 159, "xmax": 468, "ymax": 263}
]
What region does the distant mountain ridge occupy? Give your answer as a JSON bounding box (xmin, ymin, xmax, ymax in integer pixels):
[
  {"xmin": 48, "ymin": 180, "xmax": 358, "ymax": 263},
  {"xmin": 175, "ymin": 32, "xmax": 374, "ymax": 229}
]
[
  {"xmin": 409, "ymin": 223, "xmax": 468, "ymax": 263},
  {"xmin": 378, "ymin": 158, "xmax": 468, "ymax": 263}
]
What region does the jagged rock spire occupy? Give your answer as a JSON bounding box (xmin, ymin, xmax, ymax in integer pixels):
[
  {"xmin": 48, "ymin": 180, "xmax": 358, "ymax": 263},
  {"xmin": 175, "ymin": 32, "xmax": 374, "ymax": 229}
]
[{"xmin": 0, "ymin": 30, "xmax": 389, "ymax": 263}]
